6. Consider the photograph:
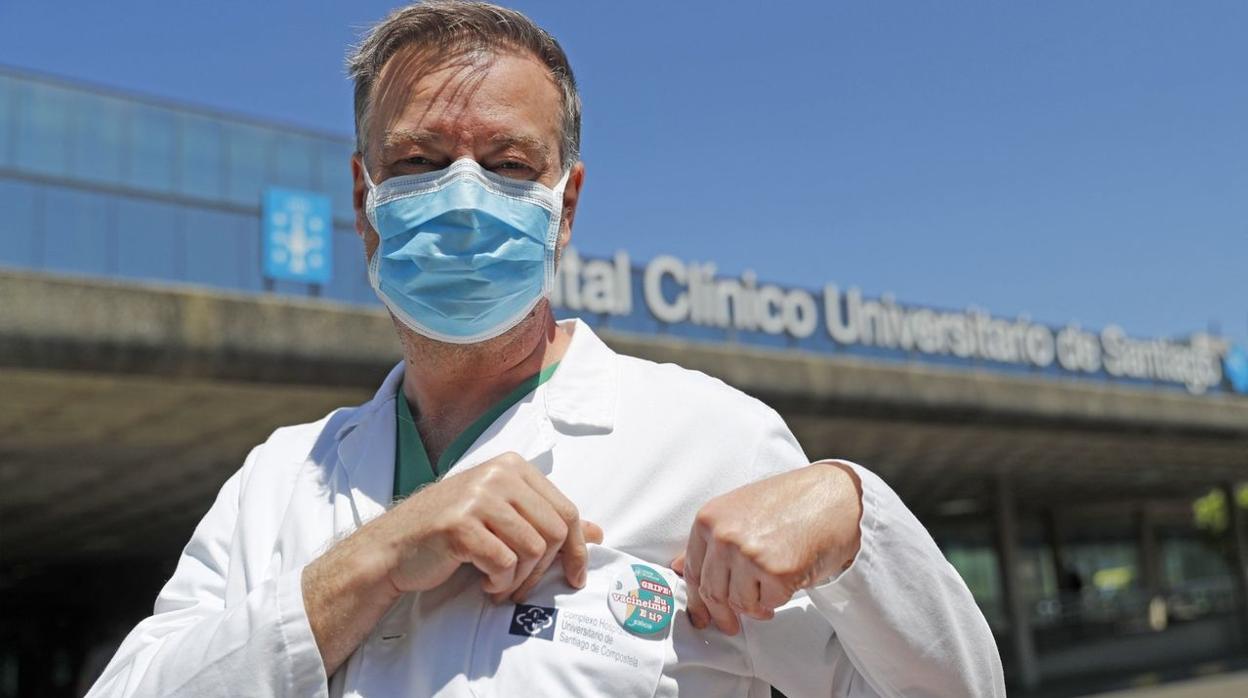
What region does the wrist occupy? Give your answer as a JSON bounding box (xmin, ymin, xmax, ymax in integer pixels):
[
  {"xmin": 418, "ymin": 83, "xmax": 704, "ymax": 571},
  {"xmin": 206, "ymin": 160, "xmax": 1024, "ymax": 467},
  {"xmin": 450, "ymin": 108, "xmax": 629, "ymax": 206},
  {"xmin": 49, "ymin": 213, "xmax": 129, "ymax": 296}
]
[
  {"xmin": 348, "ymin": 522, "xmax": 406, "ymax": 604},
  {"xmin": 811, "ymin": 460, "xmax": 863, "ymax": 574}
]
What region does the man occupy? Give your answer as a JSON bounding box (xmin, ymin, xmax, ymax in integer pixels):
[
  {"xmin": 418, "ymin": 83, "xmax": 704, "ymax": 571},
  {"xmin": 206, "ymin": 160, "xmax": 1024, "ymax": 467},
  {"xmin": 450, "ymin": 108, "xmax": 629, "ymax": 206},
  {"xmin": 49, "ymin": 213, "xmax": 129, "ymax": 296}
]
[{"xmin": 88, "ymin": 2, "xmax": 1003, "ymax": 696}]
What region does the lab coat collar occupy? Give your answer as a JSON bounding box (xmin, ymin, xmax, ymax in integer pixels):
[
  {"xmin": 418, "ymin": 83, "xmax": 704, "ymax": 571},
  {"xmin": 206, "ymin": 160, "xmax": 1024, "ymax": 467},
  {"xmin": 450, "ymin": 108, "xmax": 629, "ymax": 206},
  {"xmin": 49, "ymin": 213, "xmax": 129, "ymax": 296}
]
[
  {"xmin": 542, "ymin": 318, "xmax": 619, "ymax": 434},
  {"xmin": 333, "ymin": 362, "xmax": 404, "ymax": 525},
  {"xmin": 332, "ymin": 317, "xmax": 619, "ymax": 521},
  {"xmin": 335, "ymin": 317, "xmax": 618, "ymax": 444}
]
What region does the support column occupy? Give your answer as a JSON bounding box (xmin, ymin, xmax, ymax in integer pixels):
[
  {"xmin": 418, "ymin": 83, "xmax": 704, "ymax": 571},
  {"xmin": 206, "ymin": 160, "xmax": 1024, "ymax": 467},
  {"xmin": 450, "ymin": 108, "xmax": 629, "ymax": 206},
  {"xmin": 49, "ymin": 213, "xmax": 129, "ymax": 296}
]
[
  {"xmin": 994, "ymin": 476, "xmax": 1039, "ymax": 691},
  {"xmin": 1137, "ymin": 506, "xmax": 1161, "ymax": 596},
  {"xmin": 1137, "ymin": 505, "xmax": 1167, "ymax": 632},
  {"xmin": 1221, "ymin": 482, "xmax": 1248, "ymax": 642},
  {"xmin": 1042, "ymin": 509, "xmax": 1066, "ymax": 585}
]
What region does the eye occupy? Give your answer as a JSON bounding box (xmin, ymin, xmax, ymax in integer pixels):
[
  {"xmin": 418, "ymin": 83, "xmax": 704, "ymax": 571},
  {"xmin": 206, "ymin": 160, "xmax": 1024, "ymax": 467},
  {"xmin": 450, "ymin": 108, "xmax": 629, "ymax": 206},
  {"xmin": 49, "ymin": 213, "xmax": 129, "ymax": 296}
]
[
  {"xmin": 393, "ymin": 155, "xmax": 443, "ymax": 174},
  {"xmin": 490, "ymin": 160, "xmax": 535, "ymax": 179}
]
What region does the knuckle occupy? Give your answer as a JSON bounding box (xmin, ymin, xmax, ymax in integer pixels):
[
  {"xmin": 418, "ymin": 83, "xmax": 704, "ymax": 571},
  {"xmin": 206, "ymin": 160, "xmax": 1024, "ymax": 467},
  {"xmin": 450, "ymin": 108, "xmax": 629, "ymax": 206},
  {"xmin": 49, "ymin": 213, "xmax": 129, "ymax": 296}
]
[
  {"xmin": 519, "ymin": 535, "xmax": 547, "ymax": 559},
  {"xmin": 736, "ymin": 538, "xmax": 764, "ymax": 560},
  {"xmin": 493, "ymin": 548, "xmax": 518, "ymax": 570},
  {"xmin": 445, "ymin": 534, "xmax": 470, "ymax": 560},
  {"xmin": 683, "ymin": 563, "xmax": 702, "ymax": 584},
  {"xmin": 699, "ymin": 583, "xmax": 724, "ymax": 604},
  {"xmin": 711, "ymin": 523, "xmax": 748, "ymax": 549},
  {"xmin": 693, "ymin": 508, "xmax": 717, "ymax": 530},
  {"xmin": 440, "ymin": 513, "xmax": 473, "ymax": 539},
  {"xmin": 479, "ymin": 465, "xmax": 509, "ymax": 486},
  {"xmin": 545, "ymin": 519, "xmax": 569, "ymax": 543}
]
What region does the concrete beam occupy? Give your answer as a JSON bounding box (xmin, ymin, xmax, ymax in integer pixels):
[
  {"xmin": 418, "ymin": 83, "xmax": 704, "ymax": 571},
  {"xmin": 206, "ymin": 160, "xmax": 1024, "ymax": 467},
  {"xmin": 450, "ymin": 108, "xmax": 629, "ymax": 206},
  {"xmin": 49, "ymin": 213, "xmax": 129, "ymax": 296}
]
[
  {"xmin": 0, "ymin": 269, "xmax": 400, "ymax": 387},
  {"xmin": 3, "ymin": 269, "xmax": 1248, "ymax": 436}
]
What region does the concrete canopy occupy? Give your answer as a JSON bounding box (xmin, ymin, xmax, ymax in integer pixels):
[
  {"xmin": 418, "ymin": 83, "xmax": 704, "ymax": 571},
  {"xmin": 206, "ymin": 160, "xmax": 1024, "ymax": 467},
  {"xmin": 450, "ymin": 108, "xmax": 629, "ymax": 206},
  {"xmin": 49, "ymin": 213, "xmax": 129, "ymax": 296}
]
[{"xmin": 2, "ymin": 269, "xmax": 1246, "ymax": 569}]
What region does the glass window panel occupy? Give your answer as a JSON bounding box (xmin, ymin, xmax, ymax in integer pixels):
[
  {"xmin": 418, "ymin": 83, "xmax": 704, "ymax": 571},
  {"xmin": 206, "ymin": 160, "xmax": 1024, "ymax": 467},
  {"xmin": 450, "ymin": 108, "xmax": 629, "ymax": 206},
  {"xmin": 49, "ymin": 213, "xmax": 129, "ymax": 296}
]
[
  {"xmin": 178, "ymin": 113, "xmax": 225, "ymax": 200},
  {"xmin": 182, "ymin": 208, "xmax": 240, "ymax": 290},
  {"xmin": 0, "ymin": 74, "xmax": 14, "ymax": 168},
  {"xmin": 234, "ymin": 211, "xmax": 262, "ymax": 291},
  {"xmin": 225, "ymin": 122, "xmax": 271, "ymax": 206},
  {"xmin": 182, "ymin": 208, "xmax": 261, "ymax": 291},
  {"xmin": 272, "ymin": 132, "xmax": 315, "ymax": 190},
  {"xmin": 325, "ymin": 227, "xmax": 372, "ymax": 304},
  {"xmin": 125, "ymin": 104, "xmax": 175, "ymax": 192},
  {"xmin": 14, "ymin": 81, "xmax": 72, "ymax": 177},
  {"xmin": 0, "ymin": 179, "xmax": 39, "ymax": 268},
  {"xmin": 42, "ymin": 187, "xmax": 111, "ymax": 276},
  {"xmin": 72, "ymin": 92, "xmax": 126, "ymax": 185},
  {"xmin": 319, "ymin": 140, "xmax": 355, "ymax": 223},
  {"xmin": 116, "ymin": 198, "xmax": 180, "ymax": 282}
]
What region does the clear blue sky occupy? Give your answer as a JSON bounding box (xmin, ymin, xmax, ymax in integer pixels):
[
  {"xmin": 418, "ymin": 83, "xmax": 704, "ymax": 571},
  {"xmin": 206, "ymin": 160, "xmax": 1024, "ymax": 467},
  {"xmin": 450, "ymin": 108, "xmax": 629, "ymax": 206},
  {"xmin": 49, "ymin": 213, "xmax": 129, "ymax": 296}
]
[{"xmin": 2, "ymin": 0, "xmax": 1244, "ymax": 344}]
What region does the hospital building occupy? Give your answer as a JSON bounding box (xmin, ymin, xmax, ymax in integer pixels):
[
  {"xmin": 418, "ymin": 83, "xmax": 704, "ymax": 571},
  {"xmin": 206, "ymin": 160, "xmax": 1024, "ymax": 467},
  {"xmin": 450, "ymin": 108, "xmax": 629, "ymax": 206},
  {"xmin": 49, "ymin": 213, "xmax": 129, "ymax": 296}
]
[{"xmin": 1, "ymin": 65, "xmax": 1247, "ymax": 697}]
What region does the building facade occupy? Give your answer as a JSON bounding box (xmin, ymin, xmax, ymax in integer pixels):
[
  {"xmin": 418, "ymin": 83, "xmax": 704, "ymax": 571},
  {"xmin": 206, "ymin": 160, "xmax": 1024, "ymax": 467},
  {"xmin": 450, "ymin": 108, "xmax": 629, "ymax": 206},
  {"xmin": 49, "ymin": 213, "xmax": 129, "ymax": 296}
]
[{"xmin": 2, "ymin": 66, "xmax": 1247, "ymax": 697}]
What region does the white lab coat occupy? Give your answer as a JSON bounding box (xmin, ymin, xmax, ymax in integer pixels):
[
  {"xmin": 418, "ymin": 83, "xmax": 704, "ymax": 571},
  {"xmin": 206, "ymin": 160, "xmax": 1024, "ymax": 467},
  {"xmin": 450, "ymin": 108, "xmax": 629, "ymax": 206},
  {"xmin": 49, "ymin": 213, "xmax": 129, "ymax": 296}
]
[{"xmin": 87, "ymin": 318, "xmax": 1005, "ymax": 697}]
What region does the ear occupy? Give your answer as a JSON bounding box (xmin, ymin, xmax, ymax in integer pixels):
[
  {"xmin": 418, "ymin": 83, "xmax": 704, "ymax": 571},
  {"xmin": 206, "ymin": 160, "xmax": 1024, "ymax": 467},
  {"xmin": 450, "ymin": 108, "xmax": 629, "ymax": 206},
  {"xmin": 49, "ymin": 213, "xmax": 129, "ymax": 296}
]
[
  {"xmin": 351, "ymin": 152, "xmax": 379, "ymax": 259},
  {"xmin": 557, "ymin": 161, "xmax": 586, "ymax": 252}
]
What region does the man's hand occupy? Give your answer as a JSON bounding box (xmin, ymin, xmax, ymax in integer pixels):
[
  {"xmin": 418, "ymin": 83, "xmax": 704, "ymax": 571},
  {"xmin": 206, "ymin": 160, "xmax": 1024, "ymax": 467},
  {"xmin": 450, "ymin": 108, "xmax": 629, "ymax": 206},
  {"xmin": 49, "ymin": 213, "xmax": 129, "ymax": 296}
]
[
  {"xmin": 383, "ymin": 451, "xmax": 603, "ymax": 600},
  {"xmin": 303, "ymin": 451, "xmax": 602, "ymax": 675},
  {"xmin": 672, "ymin": 461, "xmax": 863, "ymax": 635}
]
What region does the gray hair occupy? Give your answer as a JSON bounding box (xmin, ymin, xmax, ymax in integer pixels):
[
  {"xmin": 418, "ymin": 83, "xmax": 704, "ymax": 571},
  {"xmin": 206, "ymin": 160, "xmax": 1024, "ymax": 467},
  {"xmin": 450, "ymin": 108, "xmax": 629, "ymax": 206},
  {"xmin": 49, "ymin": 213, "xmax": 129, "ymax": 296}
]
[{"xmin": 346, "ymin": 0, "xmax": 582, "ymax": 170}]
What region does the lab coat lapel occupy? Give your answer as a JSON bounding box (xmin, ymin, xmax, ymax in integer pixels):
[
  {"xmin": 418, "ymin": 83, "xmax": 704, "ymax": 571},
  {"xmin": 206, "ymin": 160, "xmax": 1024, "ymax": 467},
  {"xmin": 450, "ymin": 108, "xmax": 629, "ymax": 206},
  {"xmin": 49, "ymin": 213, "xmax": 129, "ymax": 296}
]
[
  {"xmin": 448, "ymin": 398, "xmax": 558, "ymax": 477},
  {"xmin": 444, "ymin": 318, "xmax": 618, "ymax": 477},
  {"xmin": 334, "ymin": 363, "xmax": 404, "ymax": 535},
  {"xmin": 333, "ymin": 318, "xmax": 621, "ymax": 503}
]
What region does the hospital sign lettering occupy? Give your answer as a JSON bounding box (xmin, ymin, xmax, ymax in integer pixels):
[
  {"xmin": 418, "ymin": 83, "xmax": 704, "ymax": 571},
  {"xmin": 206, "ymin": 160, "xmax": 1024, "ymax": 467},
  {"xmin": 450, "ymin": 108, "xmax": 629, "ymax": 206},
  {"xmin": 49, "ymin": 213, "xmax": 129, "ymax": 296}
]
[{"xmin": 550, "ymin": 247, "xmax": 1243, "ymax": 397}]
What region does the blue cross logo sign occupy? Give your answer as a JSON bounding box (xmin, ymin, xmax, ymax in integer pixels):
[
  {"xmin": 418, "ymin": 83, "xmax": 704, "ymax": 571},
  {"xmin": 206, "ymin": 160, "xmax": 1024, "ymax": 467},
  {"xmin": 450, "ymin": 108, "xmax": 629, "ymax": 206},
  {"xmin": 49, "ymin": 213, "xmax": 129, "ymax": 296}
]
[
  {"xmin": 1225, "ymin": 345, "xmax": 1248, "ymax": 395},
  {"xmin": 263, "ymin": 188, "xmax": 332, "ymax": 284}
]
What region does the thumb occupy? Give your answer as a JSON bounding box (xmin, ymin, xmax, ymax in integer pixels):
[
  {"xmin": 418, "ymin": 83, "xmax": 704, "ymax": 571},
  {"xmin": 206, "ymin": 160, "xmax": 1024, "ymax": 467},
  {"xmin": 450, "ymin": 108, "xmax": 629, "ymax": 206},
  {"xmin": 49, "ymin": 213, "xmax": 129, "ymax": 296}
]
[
  {"xmin": 670, "ymin": 553, "xmax": 686, "ymax": 577},
  {"xmin": 580, "ymin": 520, "xmax": 604, "ymax": 545}
]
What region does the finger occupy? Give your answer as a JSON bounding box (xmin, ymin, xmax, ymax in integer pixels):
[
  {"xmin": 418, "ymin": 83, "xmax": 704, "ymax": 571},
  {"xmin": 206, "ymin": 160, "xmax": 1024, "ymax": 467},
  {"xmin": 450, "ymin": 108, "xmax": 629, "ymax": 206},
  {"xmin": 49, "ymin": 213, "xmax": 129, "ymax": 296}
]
[
  {"xmin": 459, "ymin": 522, "xmax": 519, "ymax": 594},
  {"xmin": 699, "ymin": 544, "xmax": 740, "ymax": 635},
  {"xmin": 683, "ymin": 528, "xmax": 711, "ymax": 628},
  {"xmin": 558, "ymin": 506, "xmax": 590, "ymax": 589},
  {"xmin": 685, "ymin": 581, "xmax": 711, "ymax": 629},
  {"xmin": 683, "ymin": 523, "xmax": 708, "ymax": 589},
  {"xmin": 508, "ymin": 483, "xmax": 572, "ymax": 547},
  {"xmin": 509, "ymin": 539, "xmax": 562, "ymax": 603},
  {"xmin": 482, "ymin": 505, "xmax": 548, "ymax": 599},
  {"xmin": 508, "ymin": 519, "xmax": 606, "ymax": 602},
  {"xmin": 727, "ymin": 557, "xmax": 771, "ymax": 620},
  {"xmin": 581, "ymin": 520, "xmax": 604, "ymax": 544},
  {"xmin": 671, "ymin": 552, "xmax": 709, "ymax": 628},
  {"xmin": 519, "ymin": 465, "xmax": 581, "ymax": 525},
  {"xmin": 518, "ymin": 468, "xmax": 590, "ymax": 589},
  {"xmin": 502, "ymin": 487, "xmax": 572, "ymax": 600},
  {"xmin": 759, "ymin": 575, "xmax": 794, "ymax": 611}
]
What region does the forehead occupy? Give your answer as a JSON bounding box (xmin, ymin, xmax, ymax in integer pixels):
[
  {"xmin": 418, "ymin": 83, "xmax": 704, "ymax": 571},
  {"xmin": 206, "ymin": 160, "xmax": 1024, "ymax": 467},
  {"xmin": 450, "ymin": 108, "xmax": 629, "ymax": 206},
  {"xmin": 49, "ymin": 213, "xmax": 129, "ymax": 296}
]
[{"xmin": 367, "ymin": 45, "xmax": 563, "ymax": 159}]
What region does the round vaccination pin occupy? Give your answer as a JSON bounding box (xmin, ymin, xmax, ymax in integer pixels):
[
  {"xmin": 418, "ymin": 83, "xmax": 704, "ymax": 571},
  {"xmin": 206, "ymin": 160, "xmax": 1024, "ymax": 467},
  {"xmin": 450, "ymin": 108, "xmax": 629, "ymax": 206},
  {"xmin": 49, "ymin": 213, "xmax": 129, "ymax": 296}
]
[{"xmin": 608, "ymin": 563, "xmax": 675, "ymax": 639}]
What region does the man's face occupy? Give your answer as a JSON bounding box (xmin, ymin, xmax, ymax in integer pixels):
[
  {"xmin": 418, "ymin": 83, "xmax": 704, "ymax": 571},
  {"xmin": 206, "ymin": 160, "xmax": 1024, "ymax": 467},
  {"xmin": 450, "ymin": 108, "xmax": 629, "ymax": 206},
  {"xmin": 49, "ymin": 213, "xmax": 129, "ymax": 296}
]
[{"xmin": 351, "ymin": 45, "xmax": 584, "ymax": 264}]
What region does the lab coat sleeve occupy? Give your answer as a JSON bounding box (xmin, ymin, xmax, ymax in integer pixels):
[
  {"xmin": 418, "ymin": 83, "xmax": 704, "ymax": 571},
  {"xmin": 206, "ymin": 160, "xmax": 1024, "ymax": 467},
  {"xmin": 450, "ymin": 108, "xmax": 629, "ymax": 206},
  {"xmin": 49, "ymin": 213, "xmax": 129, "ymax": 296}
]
[
  {"xmin": 803, "ymin": 460, "xmax": 1006, "ymax": 697},
  {"xmin": 85, "ymin": 447, "xmax": 328, "ymax": 698}
]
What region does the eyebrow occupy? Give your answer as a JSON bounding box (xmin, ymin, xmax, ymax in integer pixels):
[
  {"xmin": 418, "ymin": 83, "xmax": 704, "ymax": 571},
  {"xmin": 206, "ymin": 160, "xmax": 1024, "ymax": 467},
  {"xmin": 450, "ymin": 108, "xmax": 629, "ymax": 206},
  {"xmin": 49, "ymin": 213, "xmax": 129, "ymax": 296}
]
[
  {"xmin": 381, "ymin": 128, "xmax": 443, "ymax": 152},
  {"xmin": 487, "ymin": 133, "xmax": 552, "ymax": 165},
  {"xmin": 378, "ymin": 128, "xmax": 554, "ymax": 169}
]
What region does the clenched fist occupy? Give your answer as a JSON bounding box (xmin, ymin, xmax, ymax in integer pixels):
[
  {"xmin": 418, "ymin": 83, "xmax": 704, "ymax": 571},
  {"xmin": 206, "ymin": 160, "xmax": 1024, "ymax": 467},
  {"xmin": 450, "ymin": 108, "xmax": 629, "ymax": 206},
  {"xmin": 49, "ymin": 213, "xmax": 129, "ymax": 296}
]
[
  {"xmin": 304, "ymin": 451, "xmax": 602, "ymax": 675},
  {"xmin": 673, "ymin": 460, "xmax": 863, "ymax": 635}
]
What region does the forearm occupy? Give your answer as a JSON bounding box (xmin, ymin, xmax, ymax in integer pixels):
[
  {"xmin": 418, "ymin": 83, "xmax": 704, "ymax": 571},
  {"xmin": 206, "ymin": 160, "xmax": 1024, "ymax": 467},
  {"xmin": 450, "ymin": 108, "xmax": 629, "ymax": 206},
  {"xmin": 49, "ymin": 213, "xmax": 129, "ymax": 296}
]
[
  {"xmin": 806, "ymin": 461, "xmax": 1005, "ymax": 697},
  {"xmin": 302, "ymin": 523, "xmax": 404, "ymax": 677}
]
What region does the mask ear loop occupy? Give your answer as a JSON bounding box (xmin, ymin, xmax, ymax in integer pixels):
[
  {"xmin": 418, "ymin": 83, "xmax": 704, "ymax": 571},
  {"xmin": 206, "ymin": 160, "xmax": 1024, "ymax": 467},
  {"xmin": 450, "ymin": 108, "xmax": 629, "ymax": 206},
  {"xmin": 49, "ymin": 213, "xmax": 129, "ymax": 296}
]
[
  {"xmin": 359, "ymin": 160, "xmax": 378, "ymax": 191},
  {"xmin": 545, "ymin": 166, "xmax": 575, "ymax": 297},
  {"xmin": 359, "ymin": 160, "xmax": 381, "ymax": 232}
]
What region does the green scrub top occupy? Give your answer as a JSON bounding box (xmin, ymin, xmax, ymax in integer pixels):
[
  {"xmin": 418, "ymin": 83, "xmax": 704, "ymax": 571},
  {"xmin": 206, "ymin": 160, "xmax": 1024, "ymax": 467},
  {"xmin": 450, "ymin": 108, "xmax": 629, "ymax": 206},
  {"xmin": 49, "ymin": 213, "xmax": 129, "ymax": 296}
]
[{"xmin": 394, "ymin": 362, "xmax": 561, "ymax": 500}]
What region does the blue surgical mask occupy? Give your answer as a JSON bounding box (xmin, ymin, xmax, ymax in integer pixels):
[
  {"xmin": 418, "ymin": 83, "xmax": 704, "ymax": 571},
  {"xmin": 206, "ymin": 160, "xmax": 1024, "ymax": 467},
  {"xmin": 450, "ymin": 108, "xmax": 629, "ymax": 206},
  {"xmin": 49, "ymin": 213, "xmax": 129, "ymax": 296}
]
[{"xmin": 362, "ymin": 158, "xmax": 570, "ymax": 344}]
